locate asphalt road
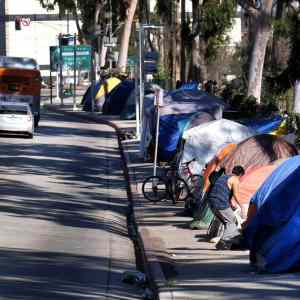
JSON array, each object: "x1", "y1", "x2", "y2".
[{"x1": 0, "y1": 110, "x2": 142, "y2": 299}]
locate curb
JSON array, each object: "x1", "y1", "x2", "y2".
[{"x1": 44, "y1": 105, "x2": 174, "y2": 300}]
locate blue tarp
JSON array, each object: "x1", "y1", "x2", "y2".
[
  {"x1": 243, "y1": 115, "x2": 283, "y2": 134},
  {"x1": 158, "y1": 113, "x2": 194, "y2": 161},
  {"x1": 179, "y1": 82, "x2": 200, "y2": 91},
  {"x1": 102, "y1": 80, "x2": 135, "y2": 115},
  {"x1": 244, "y1": 156, "x2": 300, "y2": 273},
  {"x1": 157, "y1": 111, "x2": 215, "y2": 161}
]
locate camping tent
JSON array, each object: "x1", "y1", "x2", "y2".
[
  {"x1": 202, "y1": 143, "x2": 237, "y2": 193},
  {"x1": 244, "y1": 156, "x2": 300, "y2": 273},
  {"x1": 180, "y1": 119, "x2": 256, "y2": 174},
  {"x1": 243, "y1": 115, "x2": 283, "y2": 135},
  {"x1": 220, "y1": 134, "x2": 298, "y2": 174},
  {"x1": 140, "y1": 89, "x2": 225, "y2": 160},
  {"x1": 235, "y1": 159, "x2": 286, "y2": 218},
  {"x1": 82, "y1": 77, "x2": 121, "y2": 112},
  {"x1": 102, "y1": 80, "x2": 135, "y2": 115},
  {"x1": 157, "y1": 111, "x2": 215, "y2": 161}
]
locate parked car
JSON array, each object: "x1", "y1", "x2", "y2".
[{"x1": 0, "y1": 102, "x2": 34, "y2": 138}]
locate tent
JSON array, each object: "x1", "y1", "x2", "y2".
[
  {"x1": 202, "y1": 143, "x2": 237, "y2": 193},
  {"x1": 243, "y1": 115, "x2": 283, "y2": 135},
  {"x1": 235, "y1": 159, "x2": 286, "y2": 218},
  {"x1": 244, "y1": 156, "x2": 300, "y2": 273},
  {"x1": 157, "y1": 111, "x2": 215, "y2": 161},
  {"x1": 220, "y1": 134, "x2": 298, "y2": 174},
  {"x1": 140, "y1": 89, "x2": 225, "y2": 160},
  {"x1": 82, "y1": 77, "x2": 121, "y2": 112},
  {"x1": 180, "y1": 119, "x2": 256, "y2": 174},
  {"x1": 102, "y1": 80, "x2": 135, "y2": 115}
]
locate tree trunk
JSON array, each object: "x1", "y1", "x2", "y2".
[
  {"x1": 171, "y1": 0, "x2": 181, "y2": 88},
  {"x1": 180, "y1": 0, "x2": 186, "y2": 82},
  {"x1": 293, "y1": 80, "x2": 300, "y2": 113},
  {"x1": 117, "y1": 0, "x2": 138, "y2": 72},
  {"x1": 247, "y1": 0, "x2": 273, "y2": 103}
]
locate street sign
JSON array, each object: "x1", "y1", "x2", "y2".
[{"x1": 50, "y1": 45, "x2": 92, "y2": 71}]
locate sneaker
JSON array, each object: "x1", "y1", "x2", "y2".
[{"x1": 216, "y1": 239, "x2": 232, "y2": 250}]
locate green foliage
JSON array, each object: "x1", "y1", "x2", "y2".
[
  {"x1": 273, "y1": 18, "x2": 292, "y2": 39},
  {"x1": 153, "y1": 64, "x2": 171, "y2": 87},
  {"x1": 200, "y1": 0, "x2": 237, "y2": 61},
  {"x1": 285, "y1": 112, "x2": 300, "y2": 146}
]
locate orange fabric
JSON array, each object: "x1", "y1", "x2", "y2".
[
  {"x1": 238, "y1": 164, "x2": 280, "y2": 205},
  {"x1": 203, "y1": 143, "x2": 237, "y2": 193}
]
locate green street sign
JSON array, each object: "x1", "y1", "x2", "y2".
[{"x1": 50, "y1": 45, "x2": 92, "y2": 71}]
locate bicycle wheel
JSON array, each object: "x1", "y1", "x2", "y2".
[
  {"x1": 189, "y1": 175, "x2": 204, "y2": 197},
  {"x1": 170, "y1": 177, "x2": 190, "y2": 204},
  {"x1": 142, "y1": 176, "x2": 167, "y2": 202}
]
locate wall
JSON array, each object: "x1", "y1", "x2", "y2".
[{"x1": 4, "y1": 0, "x2": 77, "y2": 77}]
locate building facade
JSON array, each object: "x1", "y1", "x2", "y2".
[{"x1": 0, "y1": 0, "x2": 77, "y2": 76}]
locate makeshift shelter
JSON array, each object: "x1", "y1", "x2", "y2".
[
  {"x1": 180, "y1": 119, "x2": 256, "y2": 174},
  {"x1": 158, "y1": 111, "x2": 215, "y2": 161},
  {"x1": 140, "y1": 89, "x2": 225, "y2": 161},
  {"x1": 102, "y1": 80, "x2": 135, "y2": 115},
  {"x1": 220, "y1": 134, "x2": 298, "y2": 174},
  {"x1": 236, "y1": 159, "x2": 286, "y2": 218},
  {"x1": 202, "y1": 143, "x2": 237, "y2": 193},
  {"x1": 244, "y1": 156, "x2": 300, "y2": 273},
  {"x1": 243, "y1": 115, "x2": 283, "y2": 135},
  {"x1": 82, "y1": 77, "x2": 121, "y2": 112}
]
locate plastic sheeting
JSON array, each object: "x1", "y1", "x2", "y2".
[
  {"x1": 220, "y1": 134, "x2": 298, "y2": 174},
  {"x1": 243, "y1": 115, "x2": 283, "y2": 135},
  {"x1": 244, "y1": 156, "x2": 300, "y2": 273},
  {"x1": 180, "y1": 119, "x2": 256, "y2": 174},
  {"x1": 140, "y1": 89, "x2": 225, "y2": 160},
  {"x1": 158, "y1": 111, "x2": 215, "y2": 161}
]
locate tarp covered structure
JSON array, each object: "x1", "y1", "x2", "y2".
[
  {"x1": 220, "y1": 134, "x2": 298, "y2": 174},
  {"x1": 244, "y1": 156, "x2": 300, "y2": 273},
  {"x1": 82, "y1": 77, "x2": 121, "y2": 112},
  {"x1": 180, "y1": 119, "x2": 256, "y2": 174},
  {"x1": 102, "y1": 80, "x2": 135, "y2": 115},
  {"x1": 243, "y1": 115, "x2": 283, "y2": 135},
  {"x1": 140, "y1": 89, "x2": 225, "y2": 160},
  {"x1": 158, "y1": 112, "x2": 214, "y2": 161}
]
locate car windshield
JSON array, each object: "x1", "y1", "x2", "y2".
[
  {"x1": 0, "y1": 56, "x2": 39, "y2": 70},
  {"x1": 0, "y1": 106, "x2": 28, "y2": 114}
]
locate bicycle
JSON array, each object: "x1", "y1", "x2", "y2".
[
  {"x1": 142, "y1": 165, "x2": 189, "y2": 204},
  {"x1": 142, "y1": 160, "x2": 203, "y2": 205}
]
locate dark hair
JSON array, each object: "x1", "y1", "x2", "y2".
[{"x1": 232, "y1": 165, "x2": 245, "y2": 176}]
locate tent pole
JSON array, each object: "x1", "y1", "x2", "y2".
[{"x1": 153, "y1": 88, "x2": 163, "y2": 177}]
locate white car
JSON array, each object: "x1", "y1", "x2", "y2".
[{"x1": 0, "y1": 102, "x2": 34, "y2": 138}]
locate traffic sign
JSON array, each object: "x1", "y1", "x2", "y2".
[{"x1": 50, "y1": 45, "x2": 92, "y2": 71}]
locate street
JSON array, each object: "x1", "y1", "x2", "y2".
[{"x1": 0, "y1": 110, "x2": 142, "y2": 299}]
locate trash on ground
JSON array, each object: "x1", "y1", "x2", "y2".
[{"x1": 122, "y1": 270, "x2": 147, "y2": 285}]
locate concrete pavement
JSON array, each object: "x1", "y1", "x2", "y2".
[
  {"x1": 44, "y1": 96, "x2": 300, "y2": 300},
  {"x1": 0, "y1": 107, "x2": 143, "y2": 299}
]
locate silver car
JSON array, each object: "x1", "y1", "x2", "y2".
[{"x1": 0, "y1": 102, "x2": 34, "y2": 138}]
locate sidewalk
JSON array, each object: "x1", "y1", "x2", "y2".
[
  {"x1": 120, "y1": 128, "x2": 300, "y2": 300},
  {"x1": 44, "y1": 99, "x2": 300, "y2": 300}
]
